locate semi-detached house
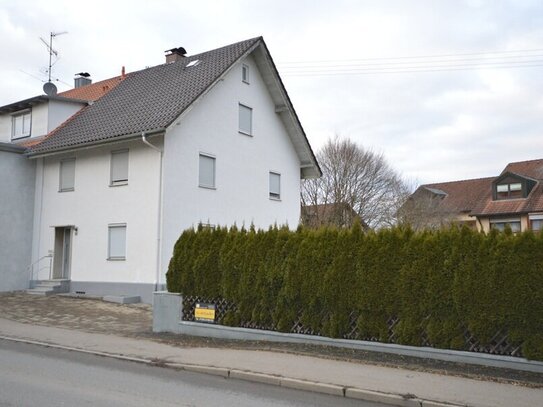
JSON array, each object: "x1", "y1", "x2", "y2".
[{"x1": 0, "y1": 37, "x2": 321, "y2": 302}]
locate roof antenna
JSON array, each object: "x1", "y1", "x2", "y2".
[{"x1": 40, "y1": 31, "x2": 68, "y2": 95}]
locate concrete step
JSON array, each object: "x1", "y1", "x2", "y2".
[
  {"x1": 26, "y1": 280, "x2": 70, "y2": 296},
  {"x1": 38, "y1": 280, "x2": 69, "y2": 288},
  {"x1": 26, "y1": 288, "x2": 56, "y2": 296}
]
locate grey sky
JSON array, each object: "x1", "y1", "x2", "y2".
[{"x1": 1, "y1": 0, "x2": 542, "y2": 185}]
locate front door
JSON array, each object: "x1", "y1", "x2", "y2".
[{"x1": 53, "y1": 227, "x2": 72, "y2": 279}]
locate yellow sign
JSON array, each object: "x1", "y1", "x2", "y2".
[{"x1": 195, "y1": 303, "x2": 216, "y2": 323}]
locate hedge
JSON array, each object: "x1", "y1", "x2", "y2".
[{"x1": 166, "y1": 223, "x2": 543, "y2": 360}]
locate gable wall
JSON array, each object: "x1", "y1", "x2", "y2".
[
  {"x1": 48, "y1": 99, "x2": 85, "y2": 133},
  {"x1": 161, "y1": 53, "x2": 302, "y2": 285}
]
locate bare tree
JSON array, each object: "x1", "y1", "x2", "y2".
[
  {"x1": 301, "y1": 136, "x2": 412, "y2": 229},
  {"x1": 396, "y1": 187, "x2": 457, "y2": 230}
]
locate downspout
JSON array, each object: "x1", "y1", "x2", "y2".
[{"x1": 141, "y1": 132, "x2": 164, "y2": 292}]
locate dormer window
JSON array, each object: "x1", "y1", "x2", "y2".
[
  {"x1": 496, "y1": 182, "x2": 522, "y2": 199},
  {"x1": 12, "y1": 110, "x2": 31, "y2": 139},
  {"x1": 493, "y1": 173, "x2": 534, "y2": 201}
]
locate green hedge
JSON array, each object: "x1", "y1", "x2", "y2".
[{"x1": 166, "y1": 224, "x2": 543, "y2": 360}]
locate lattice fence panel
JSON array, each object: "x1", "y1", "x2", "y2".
[{"x1": 181, "y1": 295, "x2": 524, "y2": 357}]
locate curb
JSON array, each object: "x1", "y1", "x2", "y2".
[{"x1": 0, "y1": 335, "x2": 466, "y2": 407}]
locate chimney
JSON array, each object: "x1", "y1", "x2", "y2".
[
  {"x1": 74, "y1": 72, "x2": 91, "y2": 88},
  {"x1": 165, "y1": 47, "x2": 187, "y2": 63}
]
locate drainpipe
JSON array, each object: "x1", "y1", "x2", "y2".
[{"x1": 141, "y1": 132, "x2": 164, "y2": 292}]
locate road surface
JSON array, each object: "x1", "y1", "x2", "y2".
[{"x1": 0, "y1": 339, "x2": 384, "y2": 406}]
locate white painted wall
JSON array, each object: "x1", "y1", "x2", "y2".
[
  {"x1": 31, "y1": 139, "x2": 162, "y2": 285},
  {"x1": 48, "y1": 100, "x2": 85, "y2": 133},
  {"x1": 0, "y1": 115, "x2": 10, "y2": 143},
  {"x1": 31, "y1": 103, "x2": 49, "y2": 138},
  {"x1": 161, "y1": 53, "x2": 302, "y2": 283}
]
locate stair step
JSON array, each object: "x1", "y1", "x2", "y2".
[
  {"x1": 26, "y1": 289, "x2": 55, "y2": 296},
  {"x1": 37, "y1": 281, "x2": 65, "y2": 287}
]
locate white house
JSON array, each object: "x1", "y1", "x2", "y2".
[{"x1": 0, "y1": 37, "x2": 321, "y2": 302}]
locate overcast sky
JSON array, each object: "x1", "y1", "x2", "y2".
[{"x1": 1, "y1": 0, "x2": 542, "y2": 185}]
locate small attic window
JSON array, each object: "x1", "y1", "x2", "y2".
[
  {"x1": 242, "y1": 64, "x2": 249, "y2": 83},
  {"x1": 186, "y1": 60, "x2": 200, "y2": 68}
]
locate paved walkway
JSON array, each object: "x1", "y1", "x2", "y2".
[
  {"x1": 0, "y1": 293, "x2": 542, "y2": 407},
  {"x1": 0, "y1": 292, "x2": 151, "y2": 335}
]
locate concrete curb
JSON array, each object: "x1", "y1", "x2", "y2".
[{"x1": 0, "y1": 335, "x2": 466, "y2": 407}]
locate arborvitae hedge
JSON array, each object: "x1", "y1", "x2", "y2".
[{"x1": 166, "y1": 224, "x2": 543, "y2": 360}]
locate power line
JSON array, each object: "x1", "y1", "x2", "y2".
[
  {"x1": 281, "y1": 62, "x2": 543, "y2": 77},
  {"x1": 278, "y1": 47, "x2": 543, "y2": 66},
  {"x1": 280, "y1": 58, "x2": 543, "y2": 74},
  {"x1": 279, "y1": 53, "x2": 543, "y2": 70}
]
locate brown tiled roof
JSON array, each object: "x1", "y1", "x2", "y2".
[
  {"x1": 420, "y1": 177, "x2": 495, "y2": 213},
  {"x1": 501, "y1": 158, "x2": 543, "y2": 180},
  {"x1": 58, "y1": 75, "x2": 125, "y2": 102},
  {"x1": 470, "y1": 159, "x2": 543, "y2": 216}
]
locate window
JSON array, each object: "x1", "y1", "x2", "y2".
[
  {"x1": 108, "y1": 224, "x2": 126, "y2": 260},
  {"x1": 199, "y1": 154, "x2": 216, "y2": 188},
  {"x1": 531, "y1": 219, "x2": 543, "y2": 232},
  {"x1": 110, "y1": 150, "x2": 129, "y2": 186},
  {"x1": 529, "y1": 214, "x2": 543, "y2": 232},
  {"x1": 496, "y1": 182, "x2": 523, "y2": 199},
  {"x1": 186, "y1": 59, "x2": 200, "y2": 67},
  {"x1": 59, "y1": 158, "x2": 76, "y2": 192},
  {"x1": 239, "y1": 104, "x2": 252, "y2": 135},
  {"x1": 490, "y1": 219, "x2": 521, "y2": 233},
  {"x1": 12, "y1": 111, "x2": 31, "y2": 139},
  {"x1": 269, "y1": 172, "x2": 281, "y2": 200},
  {"x1": 242, "y1": 64, "x2": 249, "y2": 83}
]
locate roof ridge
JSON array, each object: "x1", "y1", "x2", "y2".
[
  {"x1": 422, "y1": 176, "x2": 495, "y2": 187},
  {"x1": 187, "y1": 37, "x2": 262, "y2": 60},
  {"x1": 505, "y1": 157, "x2": 543, "y2": 166}
]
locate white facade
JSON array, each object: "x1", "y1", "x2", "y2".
[
  {"x1": 31, "y1": 141, "x2": 162, "y2": 295},
  {"x1": 161, "y1": 55, "x2": 302, "y2": 285},
  {"x1": 26, "y1": 53, "x2": 307, "y2": 301}
]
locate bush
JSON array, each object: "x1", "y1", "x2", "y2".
[{"x1": 167, "y1": 223, "x2": 543, "y2": 360}]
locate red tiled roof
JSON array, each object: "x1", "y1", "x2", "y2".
[
  {"x1": 501, "y1": 158, "x2": 543, "y2": 180},
  {"x1": 470, "y1": 159, "x2": 543, "y2": 216},
  {"x1": 420, "y1": 177, "x2": 495, "y2": 213},
  {"x1": 415, "y1": 159, "x2": 543, "y2": 218},
  {"x1": 59, "y1": 75, "x2": 126, "y2": 102}
]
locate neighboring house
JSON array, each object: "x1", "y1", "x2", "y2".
[
  {"x1": 471, "y1": 159, "x2": 543, "y2": 233},
  {"x1": 399, "y1": 177, "x2": 493, "y2": 230},
  {"x1": 0, "y1": 37, "x2": 321, "y2": 302},
  {"x1": 0, "y1": 142, "x2": 35, "y2": 292},
  {"x1": 301, "y1": 203, "x2": 368, "y2": 229},
  {"x1": 0, "y1": 72, "x2": 122, "y2": 292},
  {"x1": 401, "y1": 159, "x2": 543, "y2": 233}
]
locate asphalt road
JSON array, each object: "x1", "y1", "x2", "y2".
[{"x1": 0, "y1": 340, "x2": 384, "y2": 406}]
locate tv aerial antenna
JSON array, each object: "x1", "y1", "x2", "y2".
[{"x1": 39, "y1": 31, "x2": 68, "y2": 95}]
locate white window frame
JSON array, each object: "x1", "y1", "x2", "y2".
[
  {"x1": 110, "y1": 149, "x2": 129, "y2": 186},
  {"x1": 269, "y1": 171, "x2": 281, "y2": 200},
  {"x1": 108, "y1": 223, "x2": 127, "y2": 260},
  {"x1": 198, "y1": 153, "x2": 216, "y2": 189},
  {"x1": 238, "y1": 103, "x2": 253, "y2": 136},
  {"x1": 11, "y1": 110, "x2": 31, "y2": 140},
  {"x1": 242, "y1": 63, "x2": 250, "y2": 84},
  {"x1": 59, "y1": 158, "x2": 76, "y2": 192}
]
